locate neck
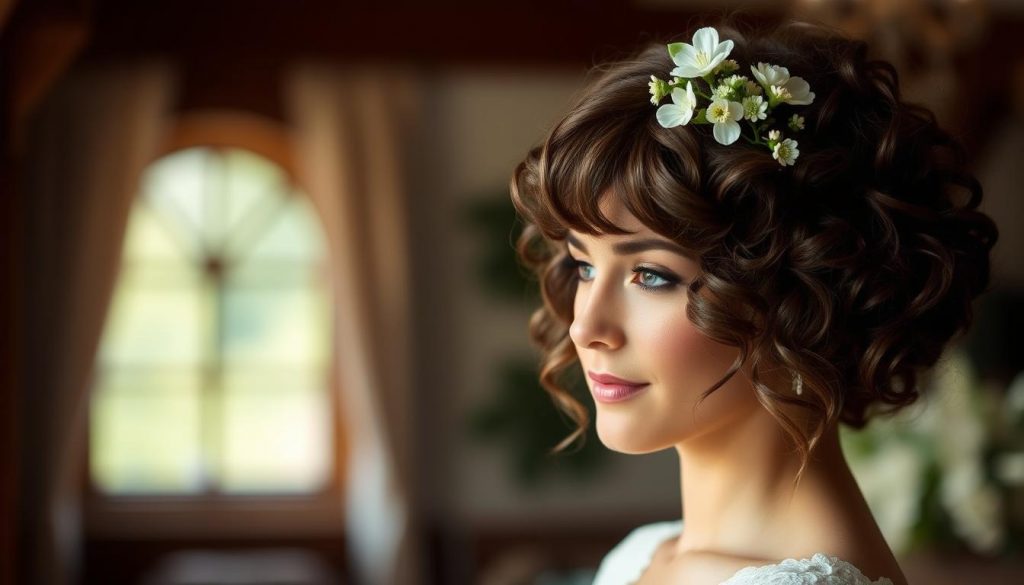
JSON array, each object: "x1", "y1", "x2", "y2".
[{"x1": 672, "y1": 407, "x2": 858, "y2": 559}]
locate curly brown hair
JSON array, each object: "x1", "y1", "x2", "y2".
[{"x1": 508, "y1": 17, "x2": 999, "y2": 484}]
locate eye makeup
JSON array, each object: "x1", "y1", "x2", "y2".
[{"x1": 568, "y1": 256, "x2": 683, "y2": 292}]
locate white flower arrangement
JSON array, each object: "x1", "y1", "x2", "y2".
[
  {"x1": 840, "y1": 345, "x2": 1024, "y2": 557},
  {"x1": 650, "y1": 26, "x2": 815, "y2": 166}
]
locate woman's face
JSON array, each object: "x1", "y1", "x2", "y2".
[{"x1": 567, "y1": 195, "x2": 766, "y2": 454}]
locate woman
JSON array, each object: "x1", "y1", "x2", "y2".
[{"x1": 509, "y1": 16, "x2": 998, "y2": 585}]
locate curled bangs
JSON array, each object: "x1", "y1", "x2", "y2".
[{"x1": 536, "y1": 113, "x2": 710, "y2": 259}]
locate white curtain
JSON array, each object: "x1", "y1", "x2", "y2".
[
  {"x1": 284, "y1": 65, "x2": 421, "y2": 585},
  {"x1": 19, "y1": 61, "x2": 178, "y2": 585}
]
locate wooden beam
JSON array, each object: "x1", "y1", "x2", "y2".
[{"x1": 82, "y1": 1, "x2": 777, "y2": 66}]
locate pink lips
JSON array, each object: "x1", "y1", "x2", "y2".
[{"x1": 587, "y1": 371, "x2": 650, "y2": 403}]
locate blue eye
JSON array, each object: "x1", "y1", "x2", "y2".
[
  {"x1": 633, "y1": 267, "x2": 678, "y2": 291},
  {"x1": 572, "y1": 260, "x2": 596, "y2": 281}
]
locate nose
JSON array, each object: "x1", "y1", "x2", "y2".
[{"x1": 568, "y1": 279, "x2": 626, "y2": 351}]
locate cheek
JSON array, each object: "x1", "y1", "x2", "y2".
[
  {"x1": 642, "y1": 305, "x2": 743, "y2": 397},
  {"x1": 636, "y1": 303, "x2": 713, "y2": 371},
  {"x1": 649, "y1": 313, "x2": 706, "y2": 360}
]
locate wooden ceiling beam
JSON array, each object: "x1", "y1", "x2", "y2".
[{"x1": 82, "y1": 1, "x2": 778, "y2": 67}]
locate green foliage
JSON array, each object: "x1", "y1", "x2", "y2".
[{"x1": 460, "y1": 195, "x2": 540, "y2": 305}]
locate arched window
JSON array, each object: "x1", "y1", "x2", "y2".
[{"x1": 90, "y1": 146, "x2": 334, "y2": 496}]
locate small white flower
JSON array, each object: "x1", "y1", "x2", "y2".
[
  {"x1": 782, "y1": 76, "x2": 815, "y2": 105},
  {"x1": 773, "y1": 138, "x2": 799, "y2": 166},
  {"x1": 751, "y1": 62, "x2": 815, "y2": 105},
  {"x1": 714, "y1": 84, "x2": 733, "y2": 98},
  {"x1": 667, "y1": 26, "x2": 734, "y2": 78},
  {"x1": 723, "y1": 74, "x2": 748, "y2": 87},
  {"x1": 769, "y1": 84, "x2": 792, "y2": 102},
  {"x1": 751, "y1": 62, "x2": 791, "y2": 88},
  {"x1": 656, "y1": 81, "x2": 697, "y2": 128},
  {"x1": 789, "y1": 113, "x2": 805, "y2": 131},
  {"x1": 741, "y1": 95, "x2": 767, "y2": 122},
  {"x1": 705, "y1": 97, "x2": 743, "y2": 145},
  {"x1": 649, "y1": 75, "x2": 670, "y2": 105},
  {"x1": 768, "y1": 129, "x2": 781, "y2": 141},
  {"x1": 716, "y1": 59, "x2": 739, "y2": 74},
  {"x1": 745, "y1": 80, "x2": 762, "y2": 96}
]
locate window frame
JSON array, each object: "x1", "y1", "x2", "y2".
[{"x1": 82, "y1": 111, "x2": 348, "y2": 538}]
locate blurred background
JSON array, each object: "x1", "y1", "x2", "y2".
[{"x1": 2, "y1": 0, "x2": 1024, "y2": 584}]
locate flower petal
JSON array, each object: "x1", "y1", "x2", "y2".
[
  {"x1": 684, "y1": 81, "x2": 697, "y2": 108},
  {"x1": 783, "y1": 76, "x2": 815, "y2": 105},
  {"x1": 750, "y1": 63, "x2": 767, "y2": 87},
  {"x1": 667, "y1": 42, "x2": 686, "y2": 62},
  {"x1": 771, "y1": 65, "x2": 791, "y2": 85},
  {"x1": 713, "y1": 120, "x2": 741, "y2": 145},
  {"x1": 692, "y1": 27, "x2": 720, "y2": 54},
  {"x1": 671, "y1": 63, "x2": 705, "y2": 79},
  {"x1": 704, "y1": 46, "x2": 732, "y2": 74},
  {"x1": 669, "y1": 43, "x2": 699, "y2": 68},
  {"x1": 751, "y1": 62, "x2": 790, "y2": 88},
  {"x1": 657, "y1": 103, "x2": 693, "y2": 128},
  {"x1": 727, "y1": 100, "x2": 744, "y2": 121},
  {"x1": 711, "y1": 39, "x2": 733, "y2": 60}
]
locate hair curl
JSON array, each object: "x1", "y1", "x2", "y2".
[{"x1": 508, "y1": 17, "x2": 999, "y2": 484}]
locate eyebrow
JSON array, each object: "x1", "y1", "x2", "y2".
[{"x1": 566, "y1": 233, "x2": 691, "y2": 258}]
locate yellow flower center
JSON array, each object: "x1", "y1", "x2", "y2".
[
  {"x1": 695, "y1": 51, "x2": 710, "y2": 67},
  {"x1": 709, "y1": 103, "x2": 729, "y2": 123}
]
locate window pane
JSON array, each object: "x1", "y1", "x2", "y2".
[
  {"x1": 230, "y1": 259, "x2": 325, "y2": 288},
  {"x1": 98, "y1": 277, "x2": 206, "y2": 367},
  {"x1": 220, "y1": 370, "x2": 331, "y2": 494},
  {"x1": 223, "y1": 286, "x2": 330, "y2": 368},
  {"x1": 141, "y1": 148, "x2": 209, "y2": 258},
  {"x1": 122, "y1": 201, "x2": 193, "y2": 266},
  {"x1": 90, "y1": 368, "x2": 204, "y2": 494},
  {"x1": 119, "y1": 202, "x2": 201, "y2": 287},
  {"x1": 230, "y1": 195, "x2": 328, "y2": 288},
  {"x1": 245, "y1": 194, "x2": 326, "y2": 261},
  {"x1": 223, "y1": 149, "x2": 287, "y2": 234}
]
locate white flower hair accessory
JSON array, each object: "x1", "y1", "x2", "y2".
[{"x1": 650, "y1": 26, "x2": 816, "y2": 166}]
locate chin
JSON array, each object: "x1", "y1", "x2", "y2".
[{"x1": 594, "y1": 411, "x2": 672, "y2": 455}]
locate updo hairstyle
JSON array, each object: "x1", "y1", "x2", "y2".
[{"x1": 509, "y1": 17, "x2": 999, "y2": 482}]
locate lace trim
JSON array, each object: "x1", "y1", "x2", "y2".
[{"x1": 723, "y1": 552, "x2": 896, "y2": 584}]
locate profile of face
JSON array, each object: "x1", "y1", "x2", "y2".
[{"x1": 568, "y1": 194, "x2": 769, "y2": 454}]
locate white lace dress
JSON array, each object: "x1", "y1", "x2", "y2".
[{"x1": 592, "y1": 520, "x2": 896, "y2": 585}]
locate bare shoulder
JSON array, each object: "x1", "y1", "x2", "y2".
[
  {"x1": 788, "y1": 498, "x2": 910, "y2": 584},
  {"x1": 807, "y1": 515, "x2": 909, "y2": 585}
]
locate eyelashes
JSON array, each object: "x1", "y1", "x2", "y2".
[
  {"x1": 633, "y1": 266, "x2": 676, "y2": 291},
  {"x1": 567, "y1": 257, "x2": 682, "y2": 292}
]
